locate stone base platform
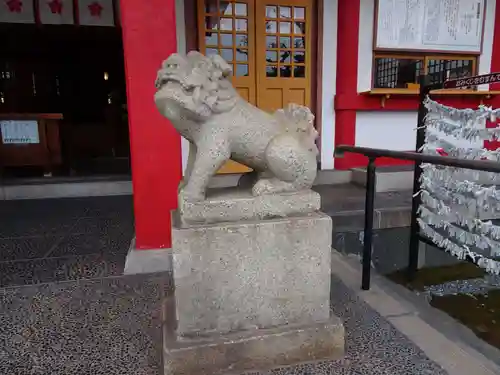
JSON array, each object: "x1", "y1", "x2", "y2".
[
  {"x1": 178, "y1": 188, "x2": 320, "y2": 227},
  {"x1": 163, "y1": 316, "x2": 345, "y2": 375},
  {"x1": 172, "y1": 212, "x2": 334, "y2": 334},
  {"x1": 170, "y1": 201, "x2": 344, "y2": 374}
]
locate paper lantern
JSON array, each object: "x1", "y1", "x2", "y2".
[
  {"x1": 78, "y1": 0, "x2": 114, "y2": 27},
  {"x1": 0, "y1": 0, "x2": 35, "y2": 23},
  {"x1": 39, "y1": 0, "x2": 74, "y2": 25}
]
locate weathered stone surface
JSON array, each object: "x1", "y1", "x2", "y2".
[
  {"x1": 178, "y1": 188, "x2": 321, "y2": 226},
  {"x1": 172, "y1": 212, "x2": 333, "y2": 336},
  {"x1": 157, "y1": 53, "x2": 345, "y2": 373},
  {"x1": 163, "y1": 314, "x2": 345, "y2": 375},
  {"x1": 154, "y1": 51, "x2": 318, "y2": 202}
]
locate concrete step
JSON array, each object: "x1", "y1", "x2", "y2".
[
  {"x1": 209, "y1": 169, "x2": 352, "y2": 189},
  {"x1": 351, "y1": 165, "x2": 414, "y2": 192},
  {"x1": 0, "y1": 170, "x2": 351, "y2": 200},
  {"x1": 0, "y1": 177, "x2": 132, "y2": 200}
]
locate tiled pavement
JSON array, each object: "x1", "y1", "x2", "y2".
[
  {"x1": 0, "y1": 196, "x2": 134, "y2": 288},
  {"x1": 1, "y1": 275, "x2": 448, "y2": 375},
  {"x1": 0, "y1": 190, "x2": 452, "y2": 374}
]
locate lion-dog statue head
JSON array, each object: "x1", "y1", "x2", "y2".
[{"x1": 155, "y1": 51, "x2": 239, "y2": 122}]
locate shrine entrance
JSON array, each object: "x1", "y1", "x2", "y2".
[
  {"x1": 0, "y1": 0, "x2": 130, "y2": 182},
  {"x1": 195, "y1": 0, "x2": 316, "y2": 173}
]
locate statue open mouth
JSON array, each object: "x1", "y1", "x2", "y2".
[
  {"x1": 155, "y1": 81, "x2": 180, "y2": 105},
  {"x1": 155, "y1": 79, "x2": 206, "y2": 121},
  {"x1": 156, "y1": 75, "x2": 194, "y2": 93}
]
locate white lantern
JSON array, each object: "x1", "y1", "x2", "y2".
[
  {"x1": 39, "y1": 0, "x2": 74, "y2": 25},
  {"x1": 0, "y1": 0, "x2": 35, "y2": 23},
  {"x1": 78, "y1": 0, "x2": 114, "y2": 27}
]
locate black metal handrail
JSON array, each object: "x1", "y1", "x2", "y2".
[
  {"x1": 334, "y1": 145, "x2": 500, "y2": 291},
  {"x1": 335, "y1": 146, "x2": 500, "y2": 173},
  {"x1": 333, "y1": 72, "x2": 500, "y2": 291}
]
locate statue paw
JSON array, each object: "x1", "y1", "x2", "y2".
[
  {"x1": 252, "y1": 178, "x2": 299, "y2": 196},
  {"x1": 179, "y1": 187, "x2": 205, "y2": 202},
  {"x1": 252, "y1": 179, "x2": 277, "y2": 196}
]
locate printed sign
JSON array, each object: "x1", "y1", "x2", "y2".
[
  {"x1": 444, "y1": 72, "x2": 500, "y2": 88},
  {"x1": 376, "y1": 0, "x2": 485, "y2": 53},
  {"x1": 0, "y1": 120, "x2": 40, "y2": 144}
]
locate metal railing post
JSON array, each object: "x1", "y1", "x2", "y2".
[{"x1": 361, "y1": 157, "x2": 377, "y2": 290}]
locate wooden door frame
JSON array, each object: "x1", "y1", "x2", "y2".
[
  {"x1": 184, "y1": 0, "x2": 199, "y2": 52},
  {"x1": 182, "y1": 0, "x2": 321, "y2": 137}
]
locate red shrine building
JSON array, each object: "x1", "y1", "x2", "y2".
[{"x1": 1, "y1": 0, "x2": 500, "y2": 257}]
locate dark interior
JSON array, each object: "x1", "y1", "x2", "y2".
[{"x1": 0, "y1": 23, "x2": 130, "y2": 178}]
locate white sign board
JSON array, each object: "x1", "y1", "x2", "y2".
[
  {"x1": 375, "y1": 0, "x2": 485, "y2": 53},
  {"x1": 0, "y1": 120, "x2": 40, "y2": 144}
]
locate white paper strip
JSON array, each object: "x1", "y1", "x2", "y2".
[
  {"x1": 419, "y1": 220, "x2": 500, "y2": 275},
  {"x1": 418, "y1": 98, "x2": 500, "y2": 274},
  {"x1": 420, "y1": 190, "x2": 500, "y2": 244}
]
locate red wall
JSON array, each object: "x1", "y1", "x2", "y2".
[
  {"x1": 120, "y1": 0, "x2": 181, "y2": 249},
  {"x1": 334, "y1": 0, "x2": 500, "y2": 169},
  {"x1": 120, "y1": 0, "x2": 500, "y2": 250}
]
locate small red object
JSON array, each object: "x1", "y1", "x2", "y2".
[
  {"x1": 88, "y1": 1, "x2": 103, "y2": 17},
  {"x1": 48, "y1": 0, "x2": 63, "y2": 14},
  {"x1": 6, "y1": 0, "x2": 23, "y2": 13},
  {"x1": 436, "y1": 148, "x2": 449, "y2": 156}
]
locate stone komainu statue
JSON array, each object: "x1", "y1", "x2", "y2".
[{"x1": 154, "y1": 51, "x2": 318, "y2": 202}]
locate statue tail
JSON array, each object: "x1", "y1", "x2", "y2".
[{"x1": 273, "y1": 103, "x2": 319, "y2": 153}]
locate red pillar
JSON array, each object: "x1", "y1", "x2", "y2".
[
  {"x1": 120, "y1": 0, "x2": 182, "y2": 249},
  {"x1": 334, "y1": 0, "x2": 360, "y2": 170}
]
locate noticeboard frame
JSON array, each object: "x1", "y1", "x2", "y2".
[{"x1": 373, "y1": 0, "x2": 486, "y2": 55}]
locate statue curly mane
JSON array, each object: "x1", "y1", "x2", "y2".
[{"x1": 155, "y1": 51, "x2": 239, "y2": 119}]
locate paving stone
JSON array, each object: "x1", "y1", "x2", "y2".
[
  {"x1": 0, "y1": 273, "x2": 165, "y2": 375},
  {"x1": 0, "y1": 190, "x2": 454, "y2": 374},
  {"x1": 70, "y1": 216, "x2": 134, "y2": 236},
  {"x1": 0, "y1": 253, "x2": 125, "y2": 288},
  {"x1": 0, "y1": 236, "x2": 60, "y2": 262},
  {"x1": 0, "y1": 273, "x2": 448, "y2": 375},
  {"x1": 47, "y1": 232, "x2": 132, "y2": 258},
  {"x1": 0, "y1": 196, "x2": 133, "y2": 287}
]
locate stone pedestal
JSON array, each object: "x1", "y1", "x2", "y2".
[
  {"x1": 178, "y1": 188, "x2": 321, "y2": 227},
  {"x1": 165, "y1": 191, "x2": 345, "y2": 375}
]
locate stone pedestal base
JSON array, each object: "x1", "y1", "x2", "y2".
[
  {"x1": 178, "y1": 189, "x2": 321, "y2": 227},
  {"x1": 163, "y1": 316, "x2": 344, "y2": 375},
  {"x1": 168, "y1": 203, "x2": 344, "y2": 374}
]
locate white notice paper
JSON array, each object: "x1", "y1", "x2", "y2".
[
  {"x1": 376, "y1": 0, "x2": 484, "y2": 53},
  {"x1": 0, "y1": 120, "x2": 40, "y2": 144}
]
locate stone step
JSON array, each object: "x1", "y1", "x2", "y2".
[
  {"x1": 0, "y1": 170, "x2": 351, "y2": 200},
  {"x1": 209, "y1": 169, "x2": 352, "y2": 189},
  {"x1": 0, "y1": 178, "x2": 132, "y2": 200},
  {"x1": 351, "y1": 165, "x2": 415, "y2": 192}
]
